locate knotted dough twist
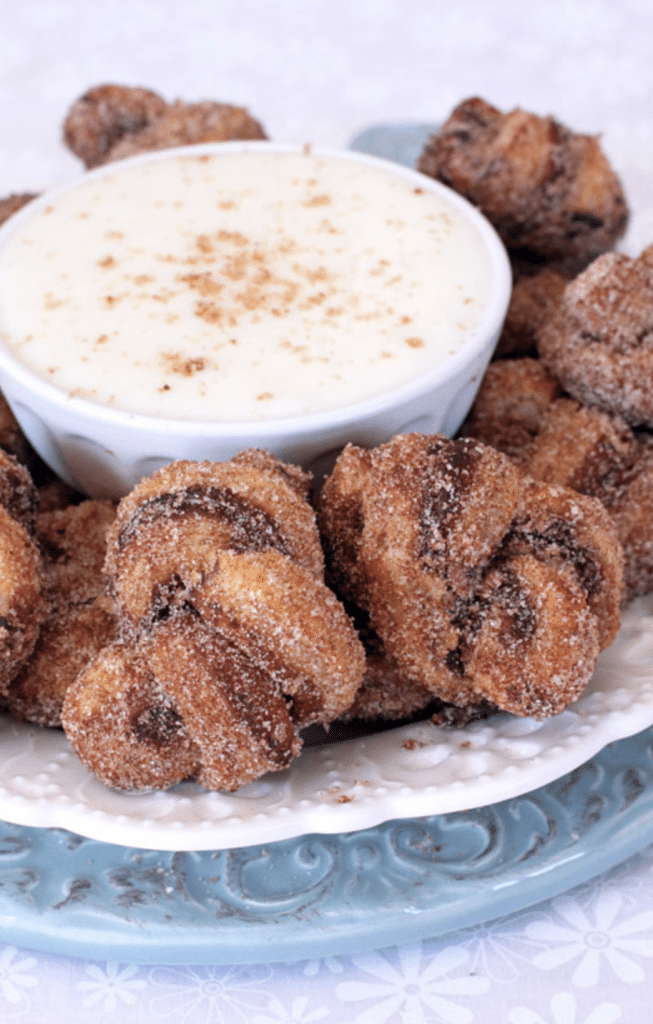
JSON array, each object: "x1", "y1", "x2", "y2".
[
  {"x1": 319, "y1": 433, "x2": 623, "y2": 720},
  {"x1": 461, "y1": 357, "x2": 653, "y2": 602},
  {"x1": 0, "y1": 450, "x2": 43, "y2": 696},
  {"x1": 537, "y1": 248, "x2": 653, "y2": 428},
  {"x1": 62, "y1": 452, "x2": 364, "y2": 791}
]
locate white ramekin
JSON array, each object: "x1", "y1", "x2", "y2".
[{"x1": 0, "y1": 142, "x2": 511, "y2": 498}]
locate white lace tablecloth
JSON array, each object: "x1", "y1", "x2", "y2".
[{"x1": 2, "y1": 1, "x2": 653, "y2": 1021}]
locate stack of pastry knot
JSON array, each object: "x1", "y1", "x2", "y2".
[{"x1": 0, "y1": 87, "x2": 648, "y2": 794}]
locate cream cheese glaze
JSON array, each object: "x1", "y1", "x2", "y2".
[{"x1": 0, "y1": 147, "x2": 492, "y2": 422}]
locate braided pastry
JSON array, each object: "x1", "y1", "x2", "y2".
[
  {"x1": 104, "y1": 450, "x2": 323, "y2": 632},
  {"x1": 5, "y1": 500, "x2": 118, "y2": 727},
  {"x1": 0, "y1": 451, "x2": 43, "y2": 696},
  {"x1": 461, "y1": 358, "x2": 653, "y2": 601},
  {"x1": 418, "y1": 96, "x2": 628, "y2": 269},
  {"x1": 0, "y1": 193, "x2": 37, "y2": 229},
  {"x1": 537, "y1": 248, "x2": 653, "y2": 427},
  {"x1": 62, "y1": 452, "x2": 364, "y2": 792},
  {"x1": 494, "y1": 268, "x2": 569, "y2": 358},
  {"x1": 63, "y1": 84, "x2": 266, "y2": 169},
  {"x1": 319, "y1": 433, "x2": 623, "y2": 720}
]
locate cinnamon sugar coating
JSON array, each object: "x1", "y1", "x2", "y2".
[
  {"x1": 104, "y1": 454, "x2": 324, "y2": 632},
  {"x1": 62, "y1": 452, "x2": 364, "y2": 792},
  {"x1": 62, "y1": 640, "x2": 201, "y2": 791},
  {"x1": 63, "y1": 84, "x2": 266, "y2": 168},
  {"x1": 62, "y1": 84, "x2": 169, "y2": 167},
  {"x1": 461, "y1": 358, "x2": 653, "y2": 601},
  {"x1": 461, "y1": 358, "x2": 563, "y2": 462},
  {"x1": 0, "y1": 448, "x2": 38, "y2": 534},
  {"x1": 319, "y1": 433, "x2": 623, "y2": 719},
  {"x1": 537, "y1": 249, "x2": 653, "y2": 427},
  {"x1": 0, "y1": 391, "x2": 33, "y2": 467},
  {"x1": 0, "y1": 193, "x2": 37, "y2": 228},
  {"x1": 418, "y1": 97, "x2": 628, "y2": 268},
  {"x1": 335, "y1": 607, "x2": 495, "y2": 724},
  {"x1": 104, "y1": 100, "x2": 267, "y2": 162},
  {"x1": 0, "y1": 457, "x2": 43, "y2": 696},
  {"x1": 5, "y1": 500, "x2": 118, "y2": 727},
  {"x1": 193, "y1": 548, "x2": 365, "y2": 725},
  {"x1": 0, "y1": 506, "x2": 43, "y2": 696},
  {"x1": 495, "y1": 267, "x2": 569, "y2": 357}
]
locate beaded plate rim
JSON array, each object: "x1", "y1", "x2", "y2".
[{"x1": 0, "y1": 594, "x2": 652, "y2": 851}]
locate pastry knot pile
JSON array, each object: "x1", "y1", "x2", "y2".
[{"x1": 61, "y1": 452, "x2": 365, "y2": 791}]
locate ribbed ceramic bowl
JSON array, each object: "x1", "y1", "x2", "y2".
[{"x1": 0, "y1": 141, "x2": 511, "y2": 498}]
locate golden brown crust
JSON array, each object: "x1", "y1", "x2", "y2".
[
  {"x1": 194, "y1": 549, "x2": 366, "y2": 725},
  {"x1": 63, "y1": 85, "x2": 267, "y2": 168},
  {"x1": 63, "y1": 453, "x2": 364, "y2": 792},
  {"x1": 537, "y1": 250, "x2": 653, "y2": 427},
  {"x1": 334, "y1": 603, "x2": 499, "y2": 724},
  {"x1": 518, "y1": 407, "x2": 653, "y2": 604},
  {"x1": 335, "y1": 606, "x2": 437, "y2": 721},
  {"x1": 495, "y1": 268, "x2": 569, "y2": 357},
  {"x1": 5, "y1": 500, "x2": 118, "y2": 726},
  {"x1": 138, "y1": 614, "x2": 302, "y2": 790},
  {"x1": 104, "y1": 455, "x2": 324, "y2": 632},
  {"x1": 0, "y1": 505, "x2": 43, "y2": 696},
  {"x1": 0, "y1": 193, "x2": 38, "y2": 229},
  {"x1": 62, "y1": 84, "x2": 168, "y2": 168},
  {"x1": 461, "y1": 358, "x2": 653, "y2": 602},
  {"x1": 319, "y1": 433, "x2": 623, "y2": 719},
  {"x1": 61, "y1": 641, "x2": 201, "y2": 791},
  {"x1": 460, "y1": 358, "x2": 563, "y2": 463},
  {"x1": 418, "y1": 97, "x2": 628, "y2": 267},
  {"x1": 0, "y1": 448, "x2": 38, "y2": 534},
  {"x1": 610, "y1": 433, "x2": 653, "y2": 601},
  {"x1": 104, "y1": 100, "x2": 267, "y2": 163},
  {"x1": 0, "y1": 449, "x2": 43, "y2": 695}
]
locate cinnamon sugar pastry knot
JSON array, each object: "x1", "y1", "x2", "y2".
[
  {"x1": 494, "y1": 268, "x2": 569, "y2": 358},
  {"x1": 62, "y1": 452, "x2": 364, "y2": 791},
  {"x1": 0, "y1": 193, "x2": 38, "y2": 229},
  {"x1": 5, "y1": 500, "x2": 118, "y2": 727},
  {"x1": 319, "y1": 433, "x2": 623, "y2": 719},
  {"x1": 461, "y1": 358, "x2": 653, "y2": 601},
  {"x1": 0, "y1": 452, "x2": 43, "y2": 696},
  {"x1": 62, "y1": 589, "x2": 358, "y2": 786},
  {"x1": 63, "y1": 84, "x2": 266, "y2": 168},
  {"x1": 418, "y1": 97, "x2": 628, "y2": 270},
  {"x1": 62, "y1": 84, "x2": 168, "y2": 168},
  {"x1": 537, "y1": 248, "x2": 653, "y2": 427},
  {"x1": 104, "y1": 450, "x2": 323, "y2": 633},
  {"x1": 0, "y1": 391, "x2": 34, "y2": 468},
  {"x1": 335, "y1": 606, "x2": 495, "y2": 726},
  {"x1": 103, "y1": 100, "x2": 267, "y2": 163},
  {"x1": 460, "y1": 358, "x2": 564, "y2": 463}
]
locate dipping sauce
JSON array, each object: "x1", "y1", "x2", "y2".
[{"x1": 0, "y1": 147, "x2": 493, "y2": 422}]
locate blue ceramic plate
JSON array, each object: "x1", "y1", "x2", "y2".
[{"x1": 1, "y1": 723, "x2": 652, "y2": 965}]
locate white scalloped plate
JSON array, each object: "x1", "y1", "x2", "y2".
[{"x1": 0, "y1": 593, "x2": 652, "y2": 851}]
